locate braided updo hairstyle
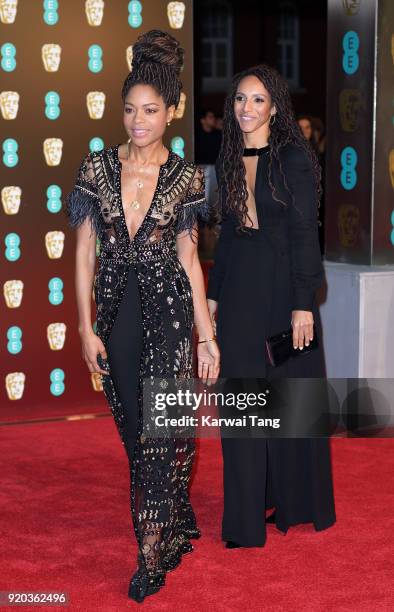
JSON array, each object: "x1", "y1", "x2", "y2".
[{"x1": 121, "y1": 29, "x2": 184, "y2": 109}]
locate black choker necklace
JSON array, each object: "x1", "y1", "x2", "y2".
[{"x1": 243, "y1": 145, "x2": 269, "y2": 156}]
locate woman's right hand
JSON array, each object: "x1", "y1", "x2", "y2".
[
  {"x1": 80, "y1": 329, "x2": 109, "y2": 376},
  {"x1": 207, "y1": 299, "x2": 218, "y2": 335}
]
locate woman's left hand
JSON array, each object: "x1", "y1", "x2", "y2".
[
  {"x1": 291, "y1": 310, "x2": 314, "y2": 350},
  {"x1": 197, "y1": 340, "x2": 220, "y2": 385}
]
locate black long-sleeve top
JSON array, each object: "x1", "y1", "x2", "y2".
[{"x1": 206, "y1": 143, "x2": 324, "y2": 312}]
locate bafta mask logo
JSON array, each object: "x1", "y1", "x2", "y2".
[
  {"x1": 42, "y1": 44, "x2": 62, "y2": 72},
  {"x1": 167, "y1": 1, "x2": 185, "y2": 29},
  {"x1": 339, "y1": 89, "x2": 363, "y2": 132},
  {"x1": 338, "y1": 204, "x2": 360, "y2": 247},
  {"x1": 342, "y1": 0, "x2": 360, "y2": 16},
  {"x1": 174, "y1": 92, "x2": 186, "y2": 119},
  {"x1": 47, "y1": 323, "x2": 66, "y2": 351},
  {"x1": 2, "y1": 186, "x2": 21, "y2": 214},
  {"x1": 91, "y1": 372, "x2": 103, "y2": 391},
  {"x1": 43, "y1": 138, "x2": 63, "y2": 166},
  {"x1": 86, "y1": 91, "x2": 106, "y2": 119},
  {"x1": 5, "y1": 372, "x2": 25, "y2": 400},
  {"x1": 389, "y1": 149, "x2": 394, "y2": 190},
  {"x1": 3, "y1": 279, "x2": 23, "y2": 308},
  {"x1": 0, "y1": 91, "x2": 19, "y2": 119},
  {"x1": 85, "y1": 0, "x2": 104, "y2": 26},
  {"x1": 0, "y1": 0, "x2": 18, "y2": 24},
  {"x1": 126, "y1": 45, "x2": 133, "y2": 72},
  {"x1": 45, "y1": 231, "x2": 65, "y2": 259}
]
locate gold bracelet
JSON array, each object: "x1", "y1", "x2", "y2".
[{"x1": 197, "y1": 336, "x2": 217, "y2": 344}]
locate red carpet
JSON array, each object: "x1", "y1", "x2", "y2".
[{"x1": 1, "y1": 417, "x2": 393, "y2": 611}]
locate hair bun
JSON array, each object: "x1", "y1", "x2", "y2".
[{"x1": 132, "y1": 29, "x2": 184, "y2": 77}]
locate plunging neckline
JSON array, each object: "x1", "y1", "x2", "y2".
[
  {"x1": 243, "y1": 152, "x2": 263, "y2": 231},
  {"x1": 114, "y1": 143, "x2": 172, "y2": 243}
]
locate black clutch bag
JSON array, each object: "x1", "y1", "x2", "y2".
[{"x1": 265, "y1": 325, "x2": 318, "y2": 367}]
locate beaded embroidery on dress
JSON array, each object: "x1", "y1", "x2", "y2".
[{"x1": 64, "y1": 145, "x2": 210, "y2": 593}]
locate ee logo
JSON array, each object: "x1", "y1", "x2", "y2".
[
  {"x1": 128, "y1": 1, "x2": 143, "y2": 28},
  {"x1": 43, "y1": 0, "x2": 59, "y2": 25},
  {"x1": 342, "y1": 31, "x2": 359, "y2": 75},
  {"x1": 50, "y1": 368, "x2": 65, "y2": 396},
  {"x1": 1, "y1": 43, "x2": 16, "y2": 72},
  {"x1": 5, "y1": 232, "x2": 21, "y2": 261},
  {"x1": 391, "y1": 211, "x2": 394, "y2": 247},
  {"x1": 45, "y1": 91, "x2": 60, "y2": 120},
  {"x1": 47, "y1": 185, "x2": 62, "y2": 213},
  {"x1": 89, "y1": 137, "x2": 104, "y2": 152},
  {"x1": 340, "y1": 146, "x2": 357, "y2": 190},
  {"x1": 171, "y1": 136, "x2": 185, "y2": 158},
  {"x1": 48, "y1": 277, "x2": 64, "y2": 305},
  {"x1": 88, "y1": 45, "x2": 103, "y2": 73},
  {"x1": 3, "y1": 138, "x2": 19, "y2": 167},
  {"x1": 7, "y1": 326, "x2": 22, "y2": 355}
]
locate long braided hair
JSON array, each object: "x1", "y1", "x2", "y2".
[
  {"x1": 121, "y1": 29, "x2": 184, "y2": 108},
  {"x1": 216, "y1": 64, "x2": 322, "y2": 231}
]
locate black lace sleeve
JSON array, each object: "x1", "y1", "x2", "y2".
[
  {"x1": 175, "y1": 165, "x2": 212, "y2": 241},
  {"x1": 64, "y1": 154, "x2": 102, "y2": 236}
]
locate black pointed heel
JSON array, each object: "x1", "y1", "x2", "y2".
[
  {"x1": 225, "y1": 540, "x2": 242, "y2": 549},
  {"x1": 128, "y1": 570, "x2": 163, "y2": 603}
]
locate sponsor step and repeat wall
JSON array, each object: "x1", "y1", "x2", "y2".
[
  {"x1": 325, "y1": 0, "x2": 394, "y2": 264},
  {"x1": 0, "y1": 0, "x2": 193, "y2": 421}
]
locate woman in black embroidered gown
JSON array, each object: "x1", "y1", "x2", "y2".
[
  {"x1": 65, "y1": 30, "x2": 219, "y2": 602},
  {"x1": 207, "y1": 65, "x2": 336, "y2": 548}
]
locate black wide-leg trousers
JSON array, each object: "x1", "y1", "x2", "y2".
[{"x1": 106, "y1": 266, "x2": 143, "y2": 461}]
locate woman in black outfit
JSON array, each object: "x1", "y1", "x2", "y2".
[
  {"x1": 66, "y1": 30, "x2": 219, "y2": 602},
  {"x1": 207, "y1": 64, "x2": 336, "y2": 548}
]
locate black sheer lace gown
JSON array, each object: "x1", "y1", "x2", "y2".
[
  {"x1": 207, "y1": 144, "x2": 336, "y2": 547},
  {"x1": 65, "y1": 145, "x2": 210, "y2": 597}
]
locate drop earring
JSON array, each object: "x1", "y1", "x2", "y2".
[
  {"x1": 167, "y1": 121, "x2": 171, "y2": 127},
  {"x1": 270, "y1": 114, "x2": 276, "y2": 126}
]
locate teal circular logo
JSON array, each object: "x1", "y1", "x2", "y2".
[
  {"x1": 391, "y1": 211, "x2": 394, "y2": 246},
  {"x1": 340, "y1": 146, "x2": 358, "y2": 190},
  {"x1": 342, "y1": 31, "x2": 359, "y2": 75},
  {"x1": 171, "y1": 136, "x2": 185, "y2": 158},
  {"x1": 43, "y1": 0, "x2": 59, "y2": 25},
  {"x1": 50, "y1": 368, "x2": 65, "y2": 396},
  {"x1": 1, "y1": 43, "x2": 16, "y2": 72},
  {"x1": 128, "y1": 1, "x2": 143, "y2": 28},
  {"x1": 45, "y1": 91, "x2": 61, "y2": 120},
  {"x1": 48, "y1": 277, "x2": 64, "y2": 305},
  {"x1": 89, "y1": 137, "x2": 104, "y2": 152},
  {"x1": 2, "y1": 138, "x2": 19, "y2": 167},
  {"x1": 47, "y1": 184, "x2": 62, "y2": 213},
  {"x1": 88, "y1": 45, "x2": 103, "y2": 72},
  {"x1": 7, "y1": 326, "x2": 22, "y2": 354},
  {"x1": 5, "y1": 232, "x2": 21, "y2": 261}
]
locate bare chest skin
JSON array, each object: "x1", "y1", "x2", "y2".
[
  {"x1": 118, "y1": 143, "x2": 162, "y2": 240},
  {"x1": 242, "y1": 156, "x2": 259, "y2": 229}
]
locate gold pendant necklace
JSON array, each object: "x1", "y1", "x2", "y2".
[{"x1": 126, "y1": 140, "x2": 165, "y2": 210}]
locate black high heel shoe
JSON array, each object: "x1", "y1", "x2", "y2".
[
  {"x1": 128, "y1": 570, "x2": 163, "y2": 603},
  {"x1": 225, "y1": 540, "x2": 242, "y2": 549}
]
